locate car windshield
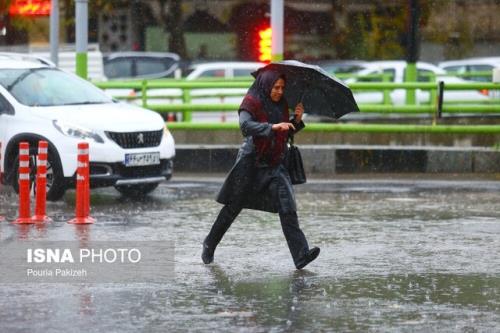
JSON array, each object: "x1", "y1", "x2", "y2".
[{"x1": 0, "y1": 68, "x2": 113, "y2": 107}]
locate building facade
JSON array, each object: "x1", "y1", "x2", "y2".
[{"x1": 1, "y1": 0, "x2": 499, "y2": 63}]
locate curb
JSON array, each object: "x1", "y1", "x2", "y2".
[{"x1": 173, "y1": 145, "x2": 500, "y2": 174}]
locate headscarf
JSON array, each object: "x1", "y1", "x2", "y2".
[
  {"x1": 238, "y1": 69, "x2": 290, "y2": 166},
  {"x1": 246, "y1": 69, "x2": 287, "y2": 123}
]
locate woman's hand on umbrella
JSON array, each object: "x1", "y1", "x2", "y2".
[
  {"x1": 272, "y1": 122, "x2": 296, "y2": 132},
  {"x1": 294, "y1": 102, "x2": 304, "y2": 121}
]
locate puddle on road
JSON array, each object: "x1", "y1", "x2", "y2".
[{"x1": 0, "y1": 182, "x2": 499, "y2": 332}]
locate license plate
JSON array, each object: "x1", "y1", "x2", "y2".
[{"x1": 124, "y1": 152, "x2": 160, "y2": 167}]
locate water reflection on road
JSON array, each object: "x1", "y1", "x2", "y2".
[{"x1": 0, "y1": 179, "x2": 499, "y2": 332}]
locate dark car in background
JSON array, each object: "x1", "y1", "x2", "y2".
[{"x1": 103, "y1": 51, "x2": 181, "y2": 80}]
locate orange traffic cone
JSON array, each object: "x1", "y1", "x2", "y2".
[
  {"x1": 68, "y1": 142, "x2": 95, "y2": 224},
  {"x1": 14, "y1": 142, "x2": 33, "y2": 224},
  {"x1": 32, "y1": 141, "x2": 52, "y2": 223}
]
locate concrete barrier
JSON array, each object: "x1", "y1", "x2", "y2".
[{"x1": 174, "y1": 144, "x2": 500, "y2": 175}]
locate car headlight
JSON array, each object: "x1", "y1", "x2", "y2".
[
  {"x1": 164, "y1": 125, "x2": 174, "y2": 140},
  {"x1": 53, "y1": 120, "x2": 104, "y2": 143}
]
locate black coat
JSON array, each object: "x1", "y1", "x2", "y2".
[{"x1": 216, "y1": 111, "x2": 304, "y2": 214}]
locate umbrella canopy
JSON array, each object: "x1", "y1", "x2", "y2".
[{"x1": 252, "y1": 60, "x2": 359, "y2": 119}]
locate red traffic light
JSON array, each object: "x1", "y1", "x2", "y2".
[{"x1": 258, "y1": 27, "x2": 272, "y2": 63}]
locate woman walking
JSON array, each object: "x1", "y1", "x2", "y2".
[{"x1": 202, "y1": 68, "x2": 320, "y2": 270}]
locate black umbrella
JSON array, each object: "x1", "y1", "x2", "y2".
[{"x1": 252, "y1": 60, "x2": 359, "y2": 119}]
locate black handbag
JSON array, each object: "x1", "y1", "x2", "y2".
[{"x1": 287, "y1": 135, "x2": 306, "y2": 185}]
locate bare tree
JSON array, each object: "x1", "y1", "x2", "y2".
[{"x1": 158, "y1": 0, "x2": 187, "y2": 59}]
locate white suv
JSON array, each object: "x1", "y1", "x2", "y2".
[
  {"x1": 345, "y1": 61, "x2": 490, "y2": 105},
  {"x1": 184, "y1": 62, "x2": 264, "y2": 122},
  {"x1": 184, "y1": 61, "x2": 264, "y2": 80},
  {"x1": 438, "y1": 57, "x2": 500, "y2": 82},
  {"x1": 0, "y1": 58, "x2": 175, "y2": 200}
]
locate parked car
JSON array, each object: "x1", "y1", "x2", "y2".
[
  {"x1": 0, "y1": 52, "x2": 56, "y2": 67},
  {"x1": 344, "y1": 61, "x2": 490, "y2": 105},
  {"x1": 0, "y1": 58, "x2": 175, "y2": 200},
  {"x1": 184, "y1": 61, "x2": 264, "y2": 80},
  {"x1": 131, "y1": 61, "x2": 264, "y2": 122},
  {"x1": 103, "y1": 51, "x2": 181, "y2": 80},
  {"x1": 184, "y1": 62, "x2": 264, "y2": 121},
  {"x1": 312, "y1": 60, "x2": 369, "y2": 75},
  {"x1": 0, "y1": 44, "x2": 107, "y2": 82},
  {"x1": 438, "y1": 57, "x2": 500, "y2": 82}
]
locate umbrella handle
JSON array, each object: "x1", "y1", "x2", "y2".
[
  {"x1": 293, "y1": 90, "x2": 306, "y2": 121},
  {"x1": 299, "y1": 89, "x2": 306, "y2": 103}
]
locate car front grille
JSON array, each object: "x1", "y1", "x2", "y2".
[{"x1": 106, "y1": 130, "x2": 163, "y2": 149}]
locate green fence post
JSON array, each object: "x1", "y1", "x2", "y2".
[
  {"x1": 405, "y1": 62, "x2": 417, "y2": 105},
  {"x1": 382, "y1": 73, "x2": 391, "y2": 105},
  {"x1": 182, "y1": 88, "x2": 192, "y2": 122},
  {"x1": 76, "y1": 52, "x2": 87, "y2": 79},
  {"x1": 141, "y1": 80, "x2": 148, "y2": 108}
]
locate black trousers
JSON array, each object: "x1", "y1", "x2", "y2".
[{"x1": 204, "y1": 204, "x2": 310, "y2": 265}]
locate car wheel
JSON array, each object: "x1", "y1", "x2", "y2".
[
  {"x1": 114, "y1": 182, "x2": 160, "y2": 198},
  {"x1": 11, "y1": 146, "x2": 67, "y2": 201}
]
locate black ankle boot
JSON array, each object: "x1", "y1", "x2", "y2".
[
  {"x1": 295, "y1": 247, "x2": 320, "y2": 269},
  {"x1": 201, "y1": 241, "x2": 214, "y2": 264},
  {"x1": 202, "y1": 205, "x2": 241, "y2": 264}
]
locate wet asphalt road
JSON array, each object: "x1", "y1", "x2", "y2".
[{"x1": 0, "y1": 176, "x2": 499, "y2": 332}]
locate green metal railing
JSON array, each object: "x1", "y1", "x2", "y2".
[
  {"x1": 95, "y1": 80, "x2": 500, "y2": 112},
  {"x1": 94, "y1": 78, "x2": 500, "y2": 134},
  {"x1": 165, "y1": 122, "x2": 500, "y2": 134}
]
